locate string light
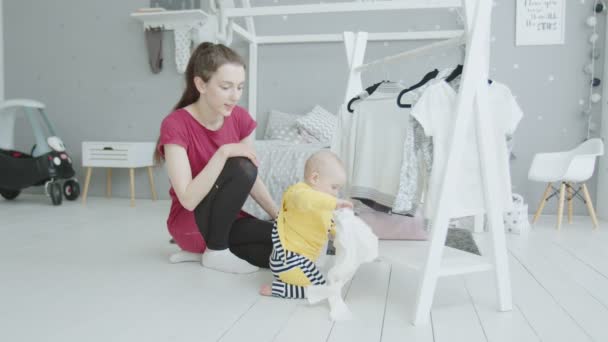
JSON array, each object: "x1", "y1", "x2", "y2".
[{"x1": 582, "y1": 0, "x2": 605, "y2": 139}]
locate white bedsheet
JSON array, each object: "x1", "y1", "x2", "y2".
[{"x1": 243, "y1": 140, "x2": 327, "y2": 220}]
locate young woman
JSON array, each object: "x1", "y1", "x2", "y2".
[{"x1": 155, "y1": 43, "x2": 278, "y2": 274}]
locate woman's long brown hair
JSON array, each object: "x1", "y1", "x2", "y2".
[{"x1": 153, "y1": 43, "x2": 245, "y2": 164}]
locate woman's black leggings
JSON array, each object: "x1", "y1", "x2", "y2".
[{"x1": 193, "y1": 157, "x2": 273, "y2": 268}]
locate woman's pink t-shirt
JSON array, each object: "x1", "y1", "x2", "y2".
[{"x1": 157, "y1": 106, "x2": 257, "y2": 253}]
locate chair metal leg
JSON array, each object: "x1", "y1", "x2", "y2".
[
  {"x1": 582, "y1": 183, "x2": 599, "y2": 229},
  {"x1": 532, "y1": 183, "x2": 553, "y2": 224},
  {"x1": 557, "y1": 182, "x2": 566, "y2": 230}
]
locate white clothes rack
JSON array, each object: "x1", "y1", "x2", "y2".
[
  {"x1": 341, "y1": 0, "x2": 512, "y2": 326},
  {"x1": 130, "y1": 0, "x2": 512, "y2": 326}
]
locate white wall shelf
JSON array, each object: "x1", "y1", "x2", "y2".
[{"x1": 130, "y1": 9, "x2": 209, "y2": 31}]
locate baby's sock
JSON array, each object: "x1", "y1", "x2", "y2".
[
  {"x1": 202, "y1": 248, "x2": 259, "y2": 274},
  {"x1": 169, "y1": 250, "x2": 202, "y2": 264}
]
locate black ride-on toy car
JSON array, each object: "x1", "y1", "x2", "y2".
[{"x1": 0, "y1": 99, "x2": 80, "y2": 205}]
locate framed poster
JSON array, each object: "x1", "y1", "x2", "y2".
[{"x1": 516, "y1": 0, "x2": 566, "y2": 46}]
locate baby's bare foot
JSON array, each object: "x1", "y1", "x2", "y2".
[{"x1": 259, "y1": 284, "x2": 272, "y2": 296}]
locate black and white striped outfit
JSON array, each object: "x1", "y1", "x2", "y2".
[{"x1": 269, "y1": 224, "x2": 326, "y2": 299}]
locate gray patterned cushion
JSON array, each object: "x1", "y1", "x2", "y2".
[
  {"x1": 264, "y1": 110, "x2": 316, "y2": 143},
  {"x1": 295, "y1": 105, "x2": 336, "y2": 143}
]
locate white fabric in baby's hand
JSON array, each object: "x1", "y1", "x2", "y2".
[{"x1": 307, "y1": 209, "x2": 378, "y2": 321}]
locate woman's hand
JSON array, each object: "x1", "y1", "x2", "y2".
[
  {"x1": 336, "y1": 199, "x2": 354, "y2": 209},
  {"x1": 220, "y1": 143, "x2": 258, "y2": 166}
]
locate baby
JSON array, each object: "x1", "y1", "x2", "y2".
[{"x1": 260, "y1": 150, "x2": 352, "y2": 298}]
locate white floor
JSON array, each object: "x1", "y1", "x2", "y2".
[{"x1": 1, "y1": 195, "x2": 608, "y2": 342}]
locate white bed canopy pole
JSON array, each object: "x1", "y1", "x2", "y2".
[
  {"x1": 216, "y1": 1, "x2": 234, "y2": 46},
  {"x1": 240, "y1": 0, "x2": 258, "y2": 120},
  {"x1": 213, "y1": 1, "x2": 257, "y2": 118},
  {"x1": 343, "y1": 31, "x2": 368, "y2": 105},
  {"x1": 209, "y1": 0, "x2": 219, "y2": 14},
  {"x1": 247, "y1": 41, "x2": 258, "y2": 121},
  {"x1": 412, "y1": 0, "x2": 512, "y2": 325}
]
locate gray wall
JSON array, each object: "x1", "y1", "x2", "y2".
[{"x1": 4, "y1": 0, "x2": 603, "y2": 215}]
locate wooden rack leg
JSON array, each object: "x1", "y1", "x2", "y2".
[
  {"x1": 147, "y1": 167, "x2": 158, "y2": 201},
  {"x1": 82, "y1": 167, "x2": 92, "y2": 205},
  {"x1": 129, "y1": 168, "x2": 135, "y2": 207}
]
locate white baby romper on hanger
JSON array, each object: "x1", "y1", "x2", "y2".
[
  {"x1": 343, "y1": 86, "x2": 414, "y2": 207},
  {"x1": 411, "y1": 80, "x2": 523, "y2": 219}
]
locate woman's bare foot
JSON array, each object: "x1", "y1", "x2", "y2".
[{"x1": 259, "y1": 284, "x2": 272, "y2": 296}]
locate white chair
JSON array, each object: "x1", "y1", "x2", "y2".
[{"x1": 528, "y1": 138, "x2": 604, "y2": 229}]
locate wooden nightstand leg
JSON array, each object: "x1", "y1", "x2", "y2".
[
  {"x1": 82, "y1": 167, "x2": 92, "y2": 205},
  {"x1": 106, "y1": 168, "x2": 112, "y2": 198},
  {"x1": 129, "y1": 168, "x2": 135, "y2": 207},
  {"x1": 147, "y1": 167, "x2": 158, "y2": 201}
]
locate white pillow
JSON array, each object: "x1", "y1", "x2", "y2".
[
  {"x1": 264, "y1": 110, "x2": 318, "y2": 143},
  {"x1": 295, "y1": 105, "x2": 336, "y2": 143}
]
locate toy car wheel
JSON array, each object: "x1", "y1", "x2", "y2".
[
  {"x1": 50, "y1": 182, "x2": 62, "y2": 206},
  {"x1": 63, "y1": 180, "x2": 80, "y2": 201},
  {"x1": 0, "y1": 189, "x2": 20, "y2": 200}
]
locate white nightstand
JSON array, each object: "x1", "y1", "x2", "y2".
[{"x1": 81, "y1": 141, "x2": 158, "y2": 206}]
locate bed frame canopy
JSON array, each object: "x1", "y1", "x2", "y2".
[{"x1": 132, "y1": 0, "x2": 512, "y2": 326}]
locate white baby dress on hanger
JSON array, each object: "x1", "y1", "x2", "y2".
[{"x1": 411, "y1": 80, "x2": 523, "y2": 219}]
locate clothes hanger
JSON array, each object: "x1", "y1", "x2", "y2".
[
  {"x1": 383, "y1": 64, "x2": 390, "y2": 84},
  {"x1": 445, "y1": 64, "x2": 493, "y2": 85},
  {"x1": 347, "y1": 80, "x2": 389, "y2": 113},
  {"x1": 396, "y1": 68, "x2": 439, "y2": 108},
  {"x1": 445, "y1": 64, "x2": 463, "y2": 83}
]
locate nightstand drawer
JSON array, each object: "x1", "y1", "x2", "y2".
[{"x1": 82, "y1": 141, "x2": 156, "y2": 168}]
